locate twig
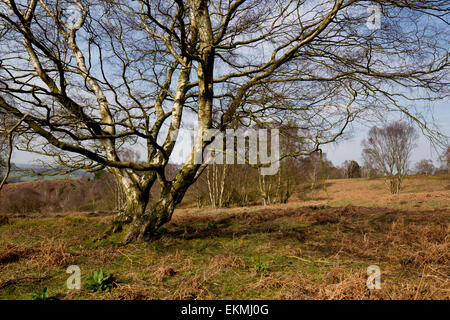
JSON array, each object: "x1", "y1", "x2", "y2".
[
  {"x1": 286, "y1": 255, "x2": 331, "y2": 265},
  {"x1": 414, "y1": 265, "x2": 427, "y2": 300}
]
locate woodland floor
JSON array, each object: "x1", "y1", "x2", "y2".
[{"x1": 0, "y1": 175, "x2": 449, "y2": 300}]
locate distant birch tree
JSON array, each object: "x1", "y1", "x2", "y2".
[{"x1": 362, "y1": 121, "x2": 418, "y2": 194}]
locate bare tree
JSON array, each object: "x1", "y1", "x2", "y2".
[
  {"x1": 276, "y1": 123, "x2": 304, "y2": 203},
  {"x1": 361, "y1": 163, "x2": 380, "y2": 179},
  {"x1": 0, "y1": 1, "x2": 448, "y2": 241},
  {"x1": 0, "y1": 113, "x2": 28, "y2": 191},
  {"x1": 0, "y1": 112, "x2": 7, "y2": 167},
  {"x1": 0, "y1": 114, "x2": 8, "y2": 188},
  {"x1": 439, "y1": 146, "x2": 450, "y2": 174},
  {"x1": 415, "y1": 159, "x2": 435, "y2": 175},
  {"x1": 362, "y1": 121, "x2": 418, "y2": 194},
  {"x1": 206, "y1": 163, "x2": 228, "y2": 208}
]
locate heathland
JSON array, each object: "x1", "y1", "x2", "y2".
[{"x1": 0, "y1": 175, "x2": 448, "y2": 299}]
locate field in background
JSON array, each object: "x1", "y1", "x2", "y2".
[
  {"x1": 0, "y1": 175, "x2": 449, "y2": 300},
  {"x1": 296, "y1": 175, "x2": 450, "y2": 211}
]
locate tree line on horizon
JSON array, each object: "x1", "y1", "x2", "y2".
[{"x1": 1, "y1": 120, "x2": 448, "y2": 214}]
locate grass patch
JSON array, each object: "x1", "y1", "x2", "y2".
[{"x1": 0, "y1": 203, "x2": 448, "y2": 300}]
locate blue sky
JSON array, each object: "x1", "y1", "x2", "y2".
[
  {"x1": 13, "y1": 103, "x2": 449, "y2": 169},
  {"x1": 323, "y1": 103, "x2": 450, "y2": 168},
  {"x1": 7, "y1": 1, "x2": 449, "y2": 172}
]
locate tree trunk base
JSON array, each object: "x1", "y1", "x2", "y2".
[
  {"x1": 99, "y1": 211, "x2": 133, "y2": 241},
  {"x1": 100, "y1": 203, "x2": 174, "y2": 244},
  {"x1": 123, "y1": 207, "x2": 172, "y2": 243}
]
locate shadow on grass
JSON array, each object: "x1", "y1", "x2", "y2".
[
  {"x1": 158, "y1": 205, "x2": 345, "y2": 241},
  {"x1": 164, "y1": 222, "x2": 309, "y2": 241}
]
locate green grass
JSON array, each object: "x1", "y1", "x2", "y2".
[{"x1": 1, "y1": 203, "x2": 448, "y2": 300}]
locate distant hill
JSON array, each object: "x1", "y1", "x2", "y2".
[{"x1": 1, "y1": 163, "x2": 93, "y2": 183}]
